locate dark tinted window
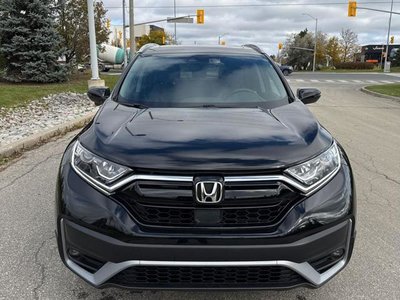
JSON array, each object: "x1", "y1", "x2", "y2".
[{"x1": 119, "y1": 54, "x2": 288, "y2": 108}]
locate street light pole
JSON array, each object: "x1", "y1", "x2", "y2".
[
  {"x1": 129, "y1": 0, "x2": 136, "y2": 59},
  {"x1": 122, "y1": 0, "x2": 127, "y2": 67},
  {"x1": 303, "y1": 13, "x2": 318, "y2": 72},
  {"x1": 174, "y1": 0, "x2": 177, "y2": 44},
  {"x1": 87, "y1": 0, "x2": 104, "y2": 87},
  {"x1": 313, "y1": 18, "x2": 318, "y2": 72},
  {"x1": 384, "y1": 0, "x2": 394, "y2": 72}
]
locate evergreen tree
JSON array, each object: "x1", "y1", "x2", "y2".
[{"x1": 0, "y1": 0, "x2": 67, "y2": 82}]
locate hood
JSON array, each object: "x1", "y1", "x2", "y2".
[{"x1": 80, "y1": 100, "x2": 332, "y2": 172}]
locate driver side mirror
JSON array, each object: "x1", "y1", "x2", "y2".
[
  {"x1": 87, "y1": 87, "x2": 111, "y2": 106},
  {"x1": 297, "y1": 88, "x2": 321, "y2": 104}
]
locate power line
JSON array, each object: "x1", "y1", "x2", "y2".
[{"x1": 104, "y1": 1, "x2": 400, "y2": 9}]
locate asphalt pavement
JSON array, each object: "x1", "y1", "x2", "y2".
[{"x1": 0, "y1": 72, "x2": 399, "y2": 300}]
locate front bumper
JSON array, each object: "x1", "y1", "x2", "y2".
[
  {"x1": 56, "y1": 142, "x2": 356, "y2": 289},
  {"x1": 58, "y1": 217, "x2": 354, "y2": 289}
]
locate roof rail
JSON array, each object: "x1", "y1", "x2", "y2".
[
  {"x1": 242, "y1": 44, "x2": 265, "y2": 55},
  {"x1": 138, "y1": 43, "x2": 160, "y2": 53}
]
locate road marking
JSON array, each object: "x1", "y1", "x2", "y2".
[
  {"x1": 383, "y1": 73, "x2": 400, "y2": 78},
  {"x1": 288, "y1": 78, "x2": 399, "y2": 85}
]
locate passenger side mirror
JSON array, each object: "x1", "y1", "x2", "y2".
[
  {"x1": 87, "y1": 87, "x2": 111, "y2": 106},
  {"x1": 297, "y1": 88, "x2": 321, "y2": 104}
]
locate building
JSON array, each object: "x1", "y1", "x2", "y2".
[
  {"x1": 361, "y1": 44, "x2": 400, "y2": 64},
  {"x1": 108, "y1": 24, "x2": 164, "y2": 48}
]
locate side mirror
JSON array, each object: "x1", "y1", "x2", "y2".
[
  {"x1": 297, "y1": 88, "x2": 321, "y2": 104},
  {"x1": 87, "y1": 87, "x2": 111, "y2": 106}
]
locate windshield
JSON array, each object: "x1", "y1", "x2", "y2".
[{"x1": 118, "y1": 54, "x2": 289, "y2": 108}]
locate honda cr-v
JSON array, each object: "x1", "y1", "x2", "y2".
[{"x1": 56, "y1": 44, "x2": 356, "y2": 290}]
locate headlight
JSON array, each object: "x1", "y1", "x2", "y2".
[
  {"x1": 285, "y1": 143, "x2": 340, "y2": 187},
  {"x1": 72, "y1": 141, "x2": 130, "y2": 186}
]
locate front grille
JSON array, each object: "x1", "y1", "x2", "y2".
[
  {"x1": 114, "y1": 178, "x2": 302, "y2": 229},
  {"x1": 108, "y1": 265, "x2": 305, "y2": 288}
]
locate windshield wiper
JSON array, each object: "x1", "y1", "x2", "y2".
[
  {"x1": 192, "y1": 104, "x2": 235, "y2": 108},
  {"x1": 119, "y1": 102, "x2": 149, "y2": 109}
]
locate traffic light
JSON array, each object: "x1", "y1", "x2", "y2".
[
  {"x1": 278, "y1": 43, "x2": 283, "y2": 50},
  {"x1": 106, "y1": 18, "x2": 111, "y2": 29},
  {"x1": 197, "y1": 9, "x2": 205, "y2": 24},
  {"x1": 348, "y1": 1, "x2": 357, "y2": 17},
  {"x1": 390, "y1": 36, "x2": 395, "y2": 44},
  {"x1": 162, "y1": 34, "x2": 166, "y2": 45}
]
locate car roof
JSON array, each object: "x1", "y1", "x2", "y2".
[{"x1": 140, "y1": 45, "x2": 265, "y2": 56}]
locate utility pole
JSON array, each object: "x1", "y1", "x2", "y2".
[
  {"x1": 348, "y1": 0, "x2": 400, "y2": 72},
  {"x1": 303, "y1": 13, "x2": 318, "y2": 72},
  {"x1": 129, "y1": 0, "x2": 136, "y2": 60},
  {"x1": 122, "y1": 0, "x2": 127, "y2": 67},
  {"x1": 174, "y1": 0, "x2": 177, "y2": 43},
  {"x1": 384, "y1": 0, "x2": 394, "y2": 72},
  {"x1": 87, "y1": 0, "x2": 104, "y2": 87},
  {"x1": 314, "y1": 18, "x2": 318, "y2": 72}
]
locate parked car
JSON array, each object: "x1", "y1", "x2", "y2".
[
  {"x1": 56, "y1": 44, "x2": 356, "y2": 290},
  {"x1": 278, "y1": 63, "x2": 294, "y2": 76}
]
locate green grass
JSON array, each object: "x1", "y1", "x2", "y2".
[
  {"x1": 389, "y1": 66, "x2": 400, "y2": 73},
  {"x1": 0, "y1": 73, "x2": 120, "y2": 108},
  {"x1": 365, "y1": 84, "x2": 400, "y2": 97}
]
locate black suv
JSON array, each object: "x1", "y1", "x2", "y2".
[{"x1": 56, "y1": 44, "x2": 356, "y2": 290}]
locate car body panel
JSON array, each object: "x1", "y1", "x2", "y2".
[{"x1": 79, "y1": 100, "x2": 332, "y2": 171}]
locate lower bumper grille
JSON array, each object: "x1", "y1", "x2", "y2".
[{"x1": 108, "y1": 265, "x2": 305, "y2": 288}]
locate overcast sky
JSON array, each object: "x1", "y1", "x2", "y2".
[{"x1": 102, "y1": 0, "x2": 400, "y2": 54}]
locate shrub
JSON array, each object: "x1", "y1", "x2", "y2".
[{"x1": 334, "y1": 62, "x2": 374, "y2": 70}]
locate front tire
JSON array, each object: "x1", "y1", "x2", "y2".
[{"x1": 283, "y1": 70, "x2": 290, "y2": 76}]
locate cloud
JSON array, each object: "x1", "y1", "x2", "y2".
[{"x1": 102, "y1": 0, "x2": 400, "y2": 54}]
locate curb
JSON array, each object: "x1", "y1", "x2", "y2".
[
  {"x1": 360, "y1": 87, "x2": 400, "y2": 102},
  {"x1": 0, "y1": 111, "x2": 96, "y2": 159}
]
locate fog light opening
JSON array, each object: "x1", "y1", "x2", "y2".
[
  {"x1": 331, "y1": 249, "x2": 345, "y2": 259},
  {"x1": 68, "y1": 248, "x2": 80, "y2": 257}
]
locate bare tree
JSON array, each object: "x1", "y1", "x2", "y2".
[
  {"x1": 57, "y1": 0, "x2": 110, "y2": 64},
  {"x1": 339, "y1": 28, "x2": 358, "y2": 63}
]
